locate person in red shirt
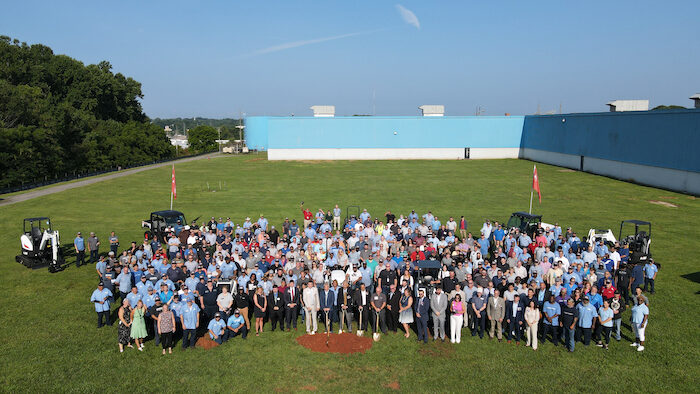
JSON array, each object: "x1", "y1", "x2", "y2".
[
  {"x1": 301, "y1": 204, "x2": 313, "y2": 229},
  {"x1": 601, "y1": 280, "x2": 616, "y2": 301},
  {"x1": 410, "y1": 249, "x2": 426, "y2": 262}
]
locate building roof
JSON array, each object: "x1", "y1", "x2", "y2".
[
  {"x1": 690, "y1": 94, "x2": 700, "y2": 100},
  {"x1": 419, "y1": 105, "x2": 445, "y2": 115},
  {"x1": 310, "y1": 105, "x2": 335, "y2": 116}
]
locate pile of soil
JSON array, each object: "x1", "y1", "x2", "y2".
[
  {"x1": 296, "y1": 332, "x2": 373, "y2": 354},
  {"x1": 196, "y1": 336, "x2": 220, "y2": 350}
]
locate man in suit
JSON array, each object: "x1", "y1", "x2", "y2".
[
  {"x1": 268, "y1": 285, "x2": 285, "y2": 331},
  {"x1": 386, "y1": 284, "x2": 401, "y2": 333},
  {"x1": 320, "y1": 282, "x2": 335, "y2": 333},
  {"x1": 487, "y1": 288, "x2": 505, "y2": 341},
  {"x1": 506, "y1": 294, "x2": 525, "y2": 344},
  {"x1": 430, "y1": 286, "x2": 448, "y2": 341},
  {"x1": 353, "y1": 283, "x2": 370, "y2": 332},
  {"x1": 284, "y1": 280, "x2": 300, "y2": 331},
  {"x1": 302, "y1": 280, "x2": 320, "y2": 334},
  {"x1": 336, "y1": 280, "x2": 354, "y2": 333},
  {"x1": 415, "y1": 288, "x2": 430, "y2": 343}
]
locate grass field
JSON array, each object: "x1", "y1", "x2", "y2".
[{"x1": 1, "y1": 153, "x2": 698, "y2": 393}]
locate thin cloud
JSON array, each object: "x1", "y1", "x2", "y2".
[
  {"x1": 396, "y1": 4, "x2": 420, "y2": 29},
  {"x1": 245, "y1": 30, "x2": 378, "y2": 57}
]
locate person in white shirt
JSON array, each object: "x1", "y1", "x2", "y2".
[
  {"x1": 480, "y1": 220, "x2": 493, "y2": 239},
  {"x1": 554, "y1": 251, "x2": 570, "y2": 271},
  {"x1": 302, "y1": 281, "x2": 320, "y2": 334},
  {"x1": 446, "y1": 217, "x2": 457, "y2": 233},
  {"x1": 609, "y1": 247, "x2": 621, "y2": 270}
]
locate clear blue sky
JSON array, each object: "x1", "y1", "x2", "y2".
[{"x1": 2, "y1": 1, "x2": 699, "y2": 118}]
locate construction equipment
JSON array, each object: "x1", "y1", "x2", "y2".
[
  {"x1": 619, "y1": 220, "x2": 652, "y2": 263},
  {"x1": 587, "y1": 228, "x2": 617, "y2": 247},
  {"x1": 142, "y1": 210, "x2": 187, "y2": 243},
  {"x1": 16, "y1": 217, "x2": 65, "y2": 273}
]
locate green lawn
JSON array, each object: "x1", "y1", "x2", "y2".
[{"x1": 0, "y1": 154, "x2": 698, "y2": 393}]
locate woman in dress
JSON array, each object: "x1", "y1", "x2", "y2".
[
  {"x1": 524, "y1": 300, "x2": 541, "y2": 350},
  {"x1": 247, "y1": 273, "x2": 258, "y2": 298},
  {"x1": 130, "y1": 300, "x2": 148, "y2": 351},
  {"x1": 157, "y1": 303, "x2": 176, "y2": 354},
  {"x1": 450, "y1": 294, "x2": 466, "y2": 344},
  {"x1": 253, "y1": 286, "x2": 267, "y2": 336},
  {"x1": 117, "y1": 299, "x2": 132, "y2": 353},
  {"x1": 398, "y1": 288, "x2": 414, "y2": 338}
]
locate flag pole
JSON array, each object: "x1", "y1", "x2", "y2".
[
  {"x1": 529, "y1": 190, "x2": 533, "y2": 214},
  {"x1": 170, "y1": 188, "x2": 173, "y2": 210},
  {"x1": 170, "y1": 164, "x2": 174, "y2": 210}
]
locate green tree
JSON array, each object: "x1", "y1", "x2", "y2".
[
  {"x1": 188, "y1": 125, "x2": 218, "y2": 153},
  {"x1": 651, "y1": 105, "x2": 686, "y2": 111}
]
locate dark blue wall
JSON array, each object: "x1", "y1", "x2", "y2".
[{"x1": 521, "y1": 109, "x2": 700, "y2": 172}]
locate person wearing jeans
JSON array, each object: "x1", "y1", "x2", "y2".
[
  {"x1": 610, "y1": 292, "x2": 626, "y2": 341},
  {"x1": 597, "y1": 300, "x2": 614, "y2": 349},
  {"x1": 560, "y1": 298, "x2": 579, "y2": 352},
  {"x1": 643, "y1": 260, "x2": 658, "y2": 295},
  {"x1": 450, "y1": 294, "x2": 466, "y2": 343},
  {"x1": 180, "y1": 299, "x2": 200, "y2": 349},
  {"x1": 577, "y1": 296, "x2": 598, "y2": 346}
]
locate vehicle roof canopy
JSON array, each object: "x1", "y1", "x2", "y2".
[
  {"x1": 152, "y1": 210, "x2": 185, "y2": 217},
  {"x1": 511, "y1": 211, "x2": 542, "y2": 221},
  {"x1": 24, "y1": 217, "x2": 50, "y2": 221},
  {"x1": 621, "y1": 219, "x2": 651, "y2": 226}
]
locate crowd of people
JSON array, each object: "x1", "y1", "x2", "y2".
[{"x1": 88, "y1": 204, "x2": 656, "y2": 353}]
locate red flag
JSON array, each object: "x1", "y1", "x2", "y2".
[
  {"x1": 533, "y1": 165, "x2": 541, "y2": 203},
  {"x1": 171, "y1": 165, "x2": 177, "y2": 200}
]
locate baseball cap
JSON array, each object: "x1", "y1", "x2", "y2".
[{"x1": 215, "y1": 312, "x2": 221, "y2": 317}]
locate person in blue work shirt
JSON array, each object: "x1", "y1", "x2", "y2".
[
  {"x1": 143, "y1": 287, "x2": 157, "y2": 308},
  {"x1": 576, "y1": 296, "x2": 598, "y2": 346},
  {"x1": 630, "y1": 296, "x2": 649, "y2": 352},
  {"x1": 74, "y1": 232, "x2": 86, "y2": 268},
  {"x1": 594, "y1": 240, "x2": 609, "y2": 257},
  {"x1": 136, "y1": 276, "x2": 153, "y2": 297},
  {"x1": 596, "y1": 299, "x2": 614, "y2": 349},
  {"x1": 208, "y1": 312, "x2": 227, "y2": 344},
  {"x1": 541, "y1": 295, "x2": 561, "y2": 346},
  {"x1": 185, "y1": 271, "x2": 199, "y2": 293},
  {"x1": 359, "y1": 260, "x2": 373, "y2": 288},
  {"x1": 333, "y1": 205, "x2": 341, "y2": 230},
  {"x1": 90, "y1": 282, "x2": 113, "y2": 327},
  {"x1": 95, "y1": 256, "x2": 107, "y2": 279},
  {"x1": 643, "y1": 260, "x2": 658, "y2": 294},
  {"x1": 180, "y1": 297, "x2": 200, "y2": 349},
  {"x1": 126, "y1": 286, "x2": 142, "y2": 310},
  {"x1": 257, "y1": 215, "x2": 268, "y2": 231},
  {"x1": 115, "y1": 266, "x2": 132, "y2": 302},
  {"x1": 227, "y1": 309, "x2": 248, "y2": 340},
  {"x1": 156, "y1": 274, "x2": 175, "y2": 292}
]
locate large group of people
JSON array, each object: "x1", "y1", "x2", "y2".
[{"x1": 88, "y1": 204, "x2": 656, "y2": 353}]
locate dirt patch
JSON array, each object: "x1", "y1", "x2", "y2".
[
  {"x1": 417, "y1": 339, "x2": 455, "y2": 358},
  {"x1": 296, "y1": 332, "x2": 373, "y2": 354},
  {"x1": 659, "y1": 196, "x2": 678, "y2": 200},
  {"x1": 196, "y1": 336, "x2": 220, "y2": 350},
  {"x1": 300, "y1": 386, "x2": 317, "y2": 391},
  {"x1": 649, "y1": 200, "x2": 678, "y2": 208},
  {"x1": 384, "y1": 381, "x2": 400, "y2": 390},
  {"x1": 245, "y1": 157, "x2": 265, "y2": 162},
  {"x1": 297, "y1": 160, "x2": 331, "y2": 164},
  {"x1": 557, "y1": 169, "x2": 576, "y2": 172}
]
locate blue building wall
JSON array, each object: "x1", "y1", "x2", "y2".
[
  {"x1": 245, "y1": 116, "x2": 525, "y2": 150},
  {"x1": 520, "y1": 109, "x2": 700, "y2": 172}
]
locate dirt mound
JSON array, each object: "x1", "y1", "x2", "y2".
[
  {"x1": 296, "y1": 332, "x2": 373, "y2": 354},
  {"x1": 649, "y1": 200, "x2": 678, "y2": 208},
  {"x1": 196, "y1": 336, "x2": 220, "y2": 350}
]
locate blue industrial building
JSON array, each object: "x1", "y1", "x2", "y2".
[{"x1": 245, "y1": 108, "x2": 700, "y2": 194}]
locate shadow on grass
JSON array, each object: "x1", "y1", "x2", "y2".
[{"x1": 681, "y1": 272, "x2": 700, "y2": 294}]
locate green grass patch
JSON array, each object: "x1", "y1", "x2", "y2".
[{"x1": 0, "y1": 154, "x2": 698, "y2": 392}]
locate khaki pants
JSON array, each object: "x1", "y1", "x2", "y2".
[
  {"x1": 460, "y1": 229, "x2": 467, "y2": 240},
  {"x1": 304, "y1": 219, "x2": 311, "y2": 230},
  {"x1": 305, "y1": 308, "x2": 318, "y2": 333},
  {"x1": 333, "y1": 216, "x2": 341, "y2": 230},
  {"x1": 489, "y1": 318, "x2": 503, "y2": 339},
  {"x1": 526, "y1": 323, "x2": 538, "y2": 349},
  {"x1": 239, "y1": 307, "x2": 250, "y2": 329}
]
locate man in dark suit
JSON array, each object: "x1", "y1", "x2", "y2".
[
  {"x1": 319, "y1": 282, "x2": 335, "y2": 333},
  {"x1": 284, "y1": 280, "x2": 300, "y2": 331},
  {"x1": 336, "y1": 281, "x2": 354, "y2": 333},
  {"x1": 415, "y1": 288, "x2": 430, "y2": 343},
  {"x1": 386, "y1": 284, "x2": 401, "y2": 333},
  {"x1": 353, "y1": 283, "x2": 370, "y2": 332},
  {"x1": 506, "y1": 294, "x2": 525, "y2": 344},
  {"x1": 268, "y1": 285, "x2": 285, "y2": 331}
]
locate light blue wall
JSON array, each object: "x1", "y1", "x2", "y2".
[
  {"x1": 521, "y1": 109, "x2": 700, "y2": 172},
  {"x1": 245, "y1": 116, "x2": 525, "y2": 150}
]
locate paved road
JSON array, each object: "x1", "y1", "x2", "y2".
[{"x1": 0, "y1": 153, "x2": 221, "y2": 207}]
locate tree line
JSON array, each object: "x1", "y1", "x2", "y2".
[{"x1": 0, "y1": 36, "x2": 175, "y2": 189}]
